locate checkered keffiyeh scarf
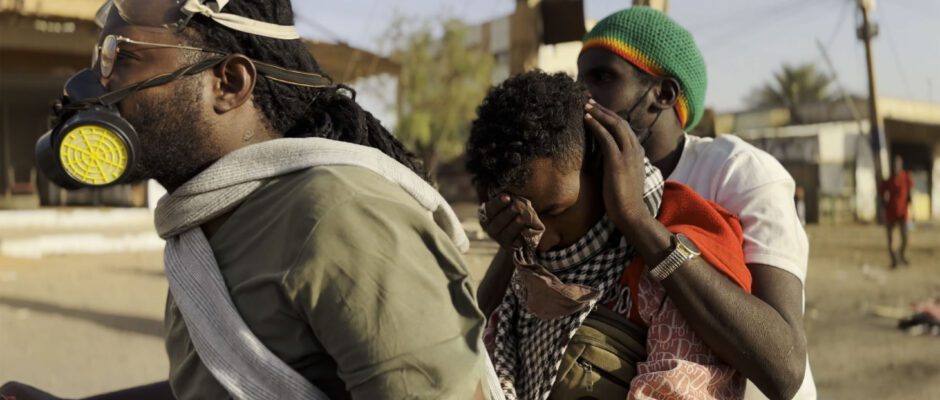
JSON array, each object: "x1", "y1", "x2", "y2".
[{"x1": 491, "y1": 161, "x2": 664, "y2": 400}]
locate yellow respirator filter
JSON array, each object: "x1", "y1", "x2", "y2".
[{"x1": 58, "y1": 125, "x2": 129, "y2": 186}]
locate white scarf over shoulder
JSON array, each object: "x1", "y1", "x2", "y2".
[{"x1": 155, "y1": 138, "x2": 501, "y2": 400}]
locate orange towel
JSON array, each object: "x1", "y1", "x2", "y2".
[
  {"x1": 612, "y1": 181, "x2": 750, "y2": 325},
  {"x1": 656, "y1": 182, "x2": 750, "y2": 292}
]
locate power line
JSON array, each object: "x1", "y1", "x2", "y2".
[
  {"x1": 339, "y1": 0, "x2": 384, "y2": 82},
  {"x1": 823, "y1": 0, "x2": 851, "y2": 51},
  {"x1": 804, "y1": 0, "x2": 851, "y2": 100},
  {"x1": 698, "y1": 0, "x2": 834, "y2": 55},
  {"x1": 895, "y1": 0, "x2": 940, "y2": 19},
  {"x1": 816, "y1": 39, "x2": 865, "y2": 129},
  {"x1": 886, "y1": 0, "x2": 939, "y2": 22},
  {"x1": 687, "y1": 0, "x2": 813, "y2": 34},
  {"x1": 294, "y1": 11, "x2": 347, "y2": 45},
  {"x1": 878, "y1": 3, "x2": 913, "y2": 98},
  {"x1": 694, "y1": 0, "x2": 815, "y2": 46},
  {"x1": 809, "y1": 0, "x2": 850, "y2": 75}
]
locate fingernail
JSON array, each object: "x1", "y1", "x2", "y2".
[
  {"x1": 501, "y1": 195, "x2": 510, "y2": 203},
  {"x1": 588, "y1": 99, "x2": 597, "y2": 105},
  {"x1": 585, "y1": 113, "x2": 593, "y2": 120},
  {"x1": 585, "y1": 103, "x2": 594, "y2": 110}
]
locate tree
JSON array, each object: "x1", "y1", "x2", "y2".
[
  {"x1": 388, "y1": 17, "x2": 493, "y2": 179},
  {"x1": 747, "y1": 63, "x2": 834, "y2": 123}
]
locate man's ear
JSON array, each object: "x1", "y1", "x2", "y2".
[
  {"x1": 211, "y1": 54, "x2": 257, "y2": 114},
  {"x1": 651, "y1": 77, "x2": 681, "y2": 111}
]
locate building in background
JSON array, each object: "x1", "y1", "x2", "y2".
[
  {"x1": 372, "y1": 0, "x2": 594, "y2": 143},
  {"x1": 465, "y1": 0, "x2": 592, "y2": 83},
  {"x1": 714, "y1": 98, "x2": 940, "y2": 224},
  {"x1": 0, "y1": 0, "x2": 397, "y2": 209},
  {"x1": 426, "y1": 0, "x2": 594, "y2": 203},
  {"x1": 1, "y1": 0, "x2": 105, "y2": 208},
  {"x1": 461, "y1": 0, "x2": 940, "y2": 224}
]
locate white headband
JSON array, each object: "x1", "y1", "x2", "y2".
[{"x1": 180, "y1": 0, "x2": 301, "y2": 40}]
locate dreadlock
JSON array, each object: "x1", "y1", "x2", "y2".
[{"x1": 180, "y1": 0, "x2": 426, "y2": 179}]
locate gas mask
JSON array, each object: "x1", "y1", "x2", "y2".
[
  {"x1": 35, "y1": 0, "x2": 334, "y2": 189},
  {"x1": 37, "y1": 58, "x2": 219, "y2": 189},
  {"x1": 37, "y1": 72, "x2": 136, "y2": 189}
]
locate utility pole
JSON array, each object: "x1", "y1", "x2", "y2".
[
  {"x1": 510, "y1": 0, "x2": 540, "y2": 75},
  {"x1": 858, "y1": 0, "x2": 889, "y2": 181},
  {"x1": 633, "y1": 0, "x2": 669, "y2": 13}
]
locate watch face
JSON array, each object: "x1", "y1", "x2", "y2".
[{"x1": 677, "y1": 234, "x2": 701, "y2": 256}]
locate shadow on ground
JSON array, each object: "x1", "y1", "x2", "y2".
[{"x1": 0, "y1": 296, "x2": 162, "y2": 338}]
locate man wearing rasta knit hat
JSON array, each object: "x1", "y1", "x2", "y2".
[
  {"x1": 578, "y1": 6, "x2": 816, "y2": 400},
  {"x1": 475, "y1": 5, "x2": 814, "y2": 400},
  {"x1": 581, "y1": 6, "x2": 707, "y2": 132}
]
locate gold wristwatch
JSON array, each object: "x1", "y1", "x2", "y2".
[{"x1": 649, "y1": 233, "x2": 701, "y2": 281}]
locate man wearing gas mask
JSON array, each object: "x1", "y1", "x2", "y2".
[{"x1": 3, "y1": 1, "x2": 501, "y2": 400}]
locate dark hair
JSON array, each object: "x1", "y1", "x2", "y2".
[
  {"x1": 465, "y1": 71, "x2": 589, "y2": 196},
  {"x1": 180, "y1": 0, "x2": 425, "y2": 179}
]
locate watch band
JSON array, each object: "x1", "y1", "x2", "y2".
[{"x1": 649, "y1": 235, "x2": 695, "y2": 281}]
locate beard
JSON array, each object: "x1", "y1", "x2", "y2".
[{"x1": 122, "y1": 77, "x2": 220, "y2": 190}]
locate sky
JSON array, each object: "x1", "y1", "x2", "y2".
[{"x1": 292, "y1": 0, "x2": 940, "y2": 113}]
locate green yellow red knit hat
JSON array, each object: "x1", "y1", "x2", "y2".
[{"x1": 582, "y1": 7, "x2": 707, "y2": 130}]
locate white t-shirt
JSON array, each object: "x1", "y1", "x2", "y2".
[{"x1": 667, "y1": 134, "x2": 817, "y2": 400}]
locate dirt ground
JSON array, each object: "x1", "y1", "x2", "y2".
[
  {"x1": 799, "y1": 223, "x2": 940, "y2": 400},
  {"x1": 1, "y1": 222, "x2": 938, "y2": 399}
]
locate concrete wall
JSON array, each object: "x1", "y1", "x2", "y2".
[
  {"x1": 729, "y1": 101, "x2": 940, "y2": 223},
  {"x1": 469, "y1": 8, "x2": 595, "y2": 85},
  {"x1": 738, "y1": 121, "x2": 883, "y2": 223},
  {"x1": 489, "y1": 17, "x2": 511, "y2": 83},
  {"x1": 0, "y1": 12, "x2": 155, "y2": 208},
  {"x1": 855, "y1": 130, "x2": 878, "y2": 222},
  {"x1": 885, "y1": 119, "x2": 939, "y2": 221},
  {"x1": 534, "y1": 20, "x2": 594, "y2": 78},
  {"x1": 508, "y1": 0, "x2": 539, "y2": 76},
  {"x1": 536, "y1": 41, "x2": 581, "y2": 77}
]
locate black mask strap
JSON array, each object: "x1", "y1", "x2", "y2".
[
  {"x1": 62, "y1": 57, "x2": 225, "y2": 111},
  {"x1": 101, "y1": 57, "x2": 225, "y2": 106},
  {"x1": 635, "y1": 109, "x2": 662, "y2": 145},
  {"x1": 65, "y1": 56, "x2": 337, "y2": 110},
  {"x1": 618, "y1": 84, "x2": 657, "y2": 143},
  {"x1": 622, "y1": 85, "x2": 654, "y2": 121}
]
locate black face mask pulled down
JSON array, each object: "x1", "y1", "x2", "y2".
[
  {"x1": 616, "y1": 85, "x2": 662, "y2": 145},
  {"x1": 36, "y1": 57, "x2": 335, "y2": 190}
]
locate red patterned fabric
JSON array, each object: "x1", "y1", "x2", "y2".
[
  {"x1": 610, "y1": 182, "x2": 751, "y2": 399},
  {"x1": 628, "y1": 274, "x2": 745, "y2": 399}
]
